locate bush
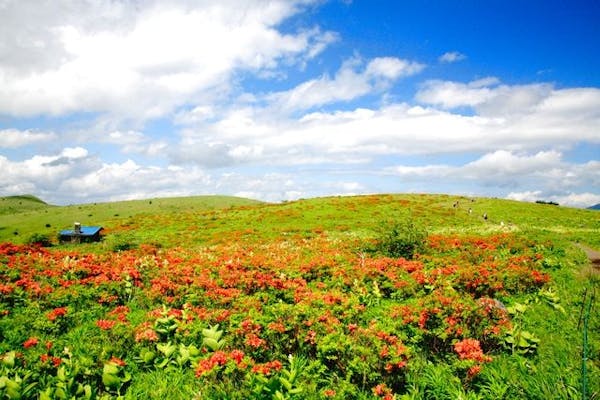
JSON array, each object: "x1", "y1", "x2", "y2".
[
  {"x1": 105, "y1": 233, "x2": 138, "y2": 252},
  {"x1": 372, "y1": 218, "x2": 427, "y2": 259},
  {"x1": 27, "y1": 233, "x2": 52, "y2": 247}
]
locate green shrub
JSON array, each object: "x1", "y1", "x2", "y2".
[
  {"x1": 105, "y1": 233, "x2": 138, "y2": 252},
  {"x1": 371, "y1": 218, "x2": 428, "y2": 259},
  {"x1": 27, "y1": 233, "x2": 52, "y2": 247}
]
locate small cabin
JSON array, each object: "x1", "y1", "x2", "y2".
[{"x1": 59, "y1": 222, "x2": 103, "y2": 244}]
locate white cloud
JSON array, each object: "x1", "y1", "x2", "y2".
[
  {"x1": 0, "y1": 129, "x2": 57, "y2": 148},
  {"x1": 103, "y1": 130, "x2": 168, "y2": 156},
  {"x1": 264, "y1": 56, "x2": 424, "y2": 112},
  {"x1": 0, "y1": 0, "x2": 331, "y2": 119},
  {"x1": 507, "y1": 191, "x2": 600, "y2": 208},
  {"x1": 0, "y1": 147, "x2": 97, "y2": 196},
  {"x1": 438, "y1": 51, "x2": 466, "y2": 63},
  {"x1": 384, "y1": 150, "x2": 599, "y2": 207},
  {"x1": 415, "y1": 77, "x2": 562, "y2": 118},
  {"x1": 174, "y1": 78, "x2": 600, "y2": 168}
]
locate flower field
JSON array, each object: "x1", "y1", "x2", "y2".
[{"x1": 1, "y1": 194, "x2": 599, "y2": 399}]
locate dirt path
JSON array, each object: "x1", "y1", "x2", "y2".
[{"x1": 574, "y1": 243, "x2": 600, "y2": 272}]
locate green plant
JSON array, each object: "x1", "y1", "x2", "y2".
[
  {"x1": 39, "y1": 354, "x2": 94, "y2": 400},
  {"x1": 27, "y1": 233, "x2": 52, "y2": 247},
  {"x1": 250, "y1": 354, "x2": 305, "y2": 399},
  {"x1": 372, "y1": 218, "x2": 427, "y2": 259},
  {"x1": 503, "y1": 303, "x2": 540, "y2": 356},
  {"x1": 0, "y1": 351, "x2": 38, "y2": 400},
  {"x1": 101, "y1": 360, "x2": 131, "y2": 397},
  {"x1": 202, "y1": 325, "x2": 225, "y2": 352}
]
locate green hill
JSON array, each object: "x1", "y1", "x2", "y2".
[
  {"x1": 1, "y1": 193, "x2": 598, "y2": 250},
  {"x1": 1, "y1": 193, "x2": 598, "y2": 398},
  {"x1": 0, "y1": 194, "x2": 52, "y2": 215},
  {"x1": 0, "y1": 195, "x2": 261, "y2": 243}
]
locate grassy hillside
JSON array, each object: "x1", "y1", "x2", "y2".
[
  {"x1": 0, "y1": 194, "x2": 52, "y2": 216},
  {"x1": 2, "y1": 193, "x2": 598, "y2": 249},
  {"x1": 0, "y1": 193, "x2": 598, "y2": 399},
  {"x1": 0, "y1": 195, "x2": 261, "y2": 243}
]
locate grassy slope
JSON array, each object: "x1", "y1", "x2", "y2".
[
  {"x1": 0, "y1": 195, "x2": 261, "y2": 243},
  {"x1": 0, "y1": 195, "x2": 52, "y2": 216},
  {"x1": 2, "y1": 193, "x2": 599, "y2": 249},
  {"x1": 1, "y1": 193, "x2": 599, "y2": 398}
]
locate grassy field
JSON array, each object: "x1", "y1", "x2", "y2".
[{"x1": 0, "y1": 193, "x2": 598, "y2": 399}]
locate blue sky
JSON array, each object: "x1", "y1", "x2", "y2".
[{"x1": 0, "y1": 0, "x2": 599, "y2": 206}]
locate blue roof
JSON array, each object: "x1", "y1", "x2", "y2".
[{"x1": 59, "y1": 226, "x2": 103, "y2": 236}]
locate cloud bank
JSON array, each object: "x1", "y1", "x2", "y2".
[{"x1": 0, "y1": 1, "x2": 598, "y2": 208}]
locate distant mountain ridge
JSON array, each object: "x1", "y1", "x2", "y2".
[{"x1": 589, "y1": 203, "x2": 600, "y2": 210}]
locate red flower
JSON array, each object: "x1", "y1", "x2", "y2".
[
  {"x1": 23, "y1": 337, "x2": 39, "y2": 349},
  {"x1": 467, "y1": 364, "x2": 482, "y2": 377},
  {"x1": 210, "y1": 351, "x2": 228, "y2": 366},
  {"x1": 47, "y1": 307, "x2": 68, "y2": 321},
  {"x1": 230, "y1": 349, "x2": 245, "y2": 365},
  {"x1": 323, "y1": 389, "x2": 336, "y2": 397},
  {"x1": 109, "y1": 356, "x2": 126, "y2": 366},
  {"x1": 305, "y1": 330, "x2": 317, "y2": 345},
  {"x1": 454, "y1": 338, "x2": 492, "y2": 363},
  {"x1": 96, "y1": 319, "x2": 117, "y2": 330},
  {"x1": 252, "y1": 360, "x2": 283, "y2": 375},
  {"x1": 245, "y1": 333, "x2": 265, "y2": 348}
]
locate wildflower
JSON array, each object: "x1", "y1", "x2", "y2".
[
  {"x1": 373, "y1": 383, "x2": 394, "y2": 399},
  {"x1": 195, "y1": 358, "x2": 215, "y2": 377},
  {"x1": 252, "y1": 360, "x2": 283, "y2": 375},
  {"x1": 210, "y1": 351, "x2": 228, "y2": 366},
  {"x1": 467, "y1": 364, "x2": 482, "y2": 377},
  {"x1": 47, "y1": 307, "x2": 68, "y2": 321},
  {"x1": 245, "y1": 333, "x2": 264, "y2": 348},
  {"x1": 109, "y1": 356, "x2": 126, "y2": 366},
  {"x1": 305, "y1": 330, "x2": 317, "y2": 345},
  {"x1": 230, "y1": 349, "x2": 245, "y2": 365},
  {"x1": 23, "y1": 337, "x2": 39, "y2": 349},
  {"x1": 135, "y1": 324, "x2": 159, "y2": 343},
  {"x1": 323, "y1": 389, "x2": 336, "y2": 397},
  {"x1": 453, "y1": 338, "x2": 492, "y2": 363},
  {"x1": 96, "y1": 319, "x2": 117, "y2": 330},
  {"x1": 267, "y1": 322, "x2": 286, "y2": 333}
]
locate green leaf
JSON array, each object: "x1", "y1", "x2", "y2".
[
  {"x1": 202, "y1": 337, "x2": 222, "y2": 351},
  {"x1": 157, "y1": 342, "x2": 176, "y2": 357},
  {"x1": 1, "y1": 351, "x2": 16, "y2": 368}
]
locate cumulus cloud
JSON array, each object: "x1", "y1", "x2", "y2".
[
  {"x1": 264, "y1": 56, "x2": 424, "y2": 112},
  {"x1": 174, "y1": 77, "x2": 600, "y2": 168},
  {"x1": 0, "y1": 147, "x2": 370, "y2": 204},
  {"x1": 438, "y1": 51, "x2": 466, "y2": 63},
  {"x1": 415, "y1": 77, "x2": 565, "y2": 118},
  {"x1": 0, "y1": 147, "x2": 98, "y2": 196},
  {"x1": 0, "y1": 129, "x2": 57, "y2": 148},
  {"x1": 384, "y1": 150, "x2": 600, "y2": 207},
  {"x1": 0, "y1": 0, "x2": 331, "y2": 119},
  {"x1": 507, "y1": 191, "x2": 600, "y2": 208},
  {"x1": 1, "y1": 2, "x2": 597, "y2": 207},
  {"x1": 102, "y1": 131, "x2": 168, "y2": 156}
]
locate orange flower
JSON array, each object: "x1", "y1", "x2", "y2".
[
  {"x1": 23, "y1": 337, "x2": 39, "y2": 349},
  {"x1": 454, "y1": 338, "x2": 492, "y2": 363},
  {"x1": 96, "y1": 319, "x2": 117, "y2": 330}
]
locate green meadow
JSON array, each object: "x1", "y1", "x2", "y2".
[{"x1": 0, "y1": 193, "x2": 598, "y2": 399}]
